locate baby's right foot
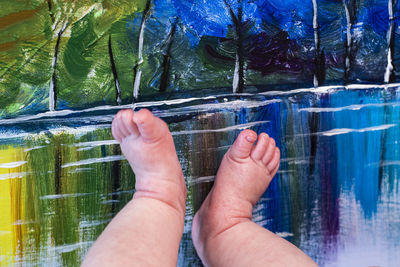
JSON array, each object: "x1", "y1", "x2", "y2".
[
  {"x1": 112, "y1": 109, "x2": 187, "y2": 214},
  {"x1": 192, "y1": 130, "x2": 280, "y2": 257}
]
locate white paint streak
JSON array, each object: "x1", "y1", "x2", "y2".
[
  {"x1": 47, "y1": 125, "x2": 111, "y2": 137},
  {"x1": 79, "y1": 219, "x2": 111, "y2": 228},
  {"x1": 49, "y1": 75, "x2": 56, "y2": 112},
  {"x1": 3, "y1": 83, "x2": 400, "y2": 127},
  {"x1": 312, "y1": 0, "x2": 319, "y2": 87},
  {"x1": 320, "y1": 124, "x2": 397, "y2": 137},
  {"x1": 0, "y1": 110, "x2": 76, "y2": 125},
  {"x1": 312, "y1": 0, "x2": 318, "y2": 29},
  {"x1": 380, "y1": 160, "x2": 400, "y2": 166},
  {"x1": 276, "y1": 232, "x2": 294, "y2": 238},
  {"x1": 62, "y1": 155, "x2": 126, "y2": 168},
  {"x1": 385, "y1": 0, "x2": 394, "y2": 83},
  {"x1": 133, "y1": 69, "x2": 142, "y2": 100},
  {"x1": 40, "y1": 192, "x2": 95, "y2": 200},
  {"x1": 52, "y1": 241, "x2": 94, "y2": 254},
  {"x1": 299, "y1": 102, "x2": 400, "y2": 113},
  {"x1": 172, "y1": 120, "x2": 269, "y2": 136},
  {"x1": 72, "y1": 140, "x2": 118, "y2": 148},
  {"x1": 343, "y1": 0, "x2": 352, "y2": 75},
  {"x1": 49, "y1": 23, "x2": 69, "y2": 112},
  {"x1": 133, "y1": 9, "x2": 148, "y2": 100},
  {"x1": 261, "y1": 83, "x2": 400, "y2": 97},
  {"x1": 24, "y1": 146, "x2": 45, "y2": 152},
  {"x1": 0, "y1": 172, "x2": 28, "y2": 180},
  {"x1": 0, "y1": 231, "x2": 12, "y2": 236},
  {"x1": 389, "y1": 0, "x2": 394, "y2": 20},
  {"x1": 385, "y1": 48, "x2": 394, "y2": 83},
  {"x1": 167, "y1": 99, "x2": 281, "y2": 113},
  {"x1": 68, "y1": 168, "x2": 93, "y2": 174},
  {"x1": 116, "y1": 77, "x2": 122, "y2": 104},
  {"x1": 233, "y1": 53, "x2": 240, "y2": 93},
  {"x1": 0, "y1": 161, "x2": 27, "y2": 169},
  {"x1": 189, "y1": 175, "x2": 215, "y2": 185}
]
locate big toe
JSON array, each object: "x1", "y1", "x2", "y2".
[
  {"x1": 228, "y1": 130, "x2": 257, "y2": 160},
  {"x1": 112, "y1": 109, "x2": 139, "y2": 142},
  {"x1": 133, "y1": 108, "x2": 169, "y2": 141}
]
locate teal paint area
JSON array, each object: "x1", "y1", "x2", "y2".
[{"x1": 0, "y1": 85, "x2": 399, "y2": 266}]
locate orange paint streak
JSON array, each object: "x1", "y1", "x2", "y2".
[
  {"x1": 0, "y1": 8, "x2": 39, "y2": 30},
  {"x1": 0, "y1": 40, "x2": 18, "y2": 51}
]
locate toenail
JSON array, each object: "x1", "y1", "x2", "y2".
[
  {"x1": 246, "y1": 135, "x2": 257, "y2": 142},
  {"x1": 270, "y1": 138, "x2": 275, "y2": 145}
]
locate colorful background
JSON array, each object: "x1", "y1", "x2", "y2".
[{"x1": 1, "y1": 1, "x2": 400, "y2": 266}]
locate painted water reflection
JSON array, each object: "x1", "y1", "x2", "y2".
[{"x1": 1, "y1": 85, "x2": 400, "y2": 266}]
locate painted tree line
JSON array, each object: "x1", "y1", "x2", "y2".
[{"x1": 0, "y1": 0, "x2": 399, "y2": 115}]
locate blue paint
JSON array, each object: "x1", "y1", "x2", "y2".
[
  {"x1": 172, "y1": 0, "x2": 261, "y2": 39},
  {"x1": 366, "y1": 0, "x2": 400, "y2": 35},
  {"x1": 255, "y1": 0, "x2": 314, "y2": 40}
]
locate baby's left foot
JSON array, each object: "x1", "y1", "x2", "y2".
[{"x1": 192, "y1": 130, "x2": 280, "y2": 258}]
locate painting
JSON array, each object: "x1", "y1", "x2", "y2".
[{"x1": 1, "y1": 0, "x2": 400, "y2": 266}]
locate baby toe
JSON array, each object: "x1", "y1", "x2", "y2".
[
  {"x1": 111, "y1": 116, "x2": 123, "y2": 142},
  {"x1": 267, "y1": 148, "x2": 280, "y2": 174},
  {"x1": 262, "y1": 137, "x2": 276, "y2": 165},
  {"x1": 251, "y1": 133, "x2": 270, "y2": 161}
]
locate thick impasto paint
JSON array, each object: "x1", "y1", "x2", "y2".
[{"x1": 1, "y1": 1, "x2": 400, "y2": 266}]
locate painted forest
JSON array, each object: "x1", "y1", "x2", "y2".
[{"x1": 1, "y1": 0, "x2": 400, "y2": 118}]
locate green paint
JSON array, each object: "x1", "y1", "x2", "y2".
[{"x1": 0, "y1": 128, "x2": 135, "y2": 266}]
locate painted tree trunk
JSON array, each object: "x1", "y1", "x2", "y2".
[
  {"x1": 49, "y1": 23, "x2": 67, "y2": 112},
  {"x1": 384, "y1": 0, "x2": 396, "y2": 83},
  {"x1": 108, "y1": 34, "x2": 122, "y2": 105},
  {"x1": 342, "y1": 0, "x2": 358, "y2": 84},
  {"x1": 224, "y1": 0, "x2": 245, "y2": 93},
  {"x1": 47, "y1": 0, "x2": 54, "y2": 23},
  {"x1": 133, "y1": 0, "x2": 152, "y2": 101},
  {"x1": 343, "y1": 0, "x2": 352, "y2": 84},
  {"x1": 312, "y1": 0, "x2": 325, "y2": 87},
  {"x1": 160, "y1": 20, "x2": 178, "y2": 92}
]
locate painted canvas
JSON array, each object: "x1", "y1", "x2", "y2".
[{"x1": 1, "y1": 0, "x2": 400, "y2": 266}]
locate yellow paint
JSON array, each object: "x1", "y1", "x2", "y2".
[{"x1": 0, "y1": 146, "x2": 25, "y2": 266}]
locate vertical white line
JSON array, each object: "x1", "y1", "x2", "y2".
[
  {"x1": 133, "y1": 12, "x2": 147, "y2": 100},
  {"x1": 384, "y1": 0, "x2": 394, "y2": 83},
  {"x1": 233, "y1": 53, "x2": 240, "y2": 93},
  {"x1": 312, "y1": 0, "x2": 319, "y2": 87},
  {"x1": 49, "y1": 22, "x2": 68, "y2": 112}
]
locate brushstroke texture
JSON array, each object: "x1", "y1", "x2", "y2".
[
  {"x1": 108, "y1": 34, "x2": 122, "y2": 105},
  {"x1": 1, "y1": 85, "x2": 400, "y2": 266},
  {"x1": 2, "y1": 1, "x2": 400, "y2": 118},
  {"x1": 133, "y1": 0, "x2": 152, "y2": 100}
]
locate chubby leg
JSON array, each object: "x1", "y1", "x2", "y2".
[
  {"x1": 192, "y1": 130, "x2": 316, "y2": 267},
  {"x1": 82, "y1": 109, "x2": 187, "y2": 267}
]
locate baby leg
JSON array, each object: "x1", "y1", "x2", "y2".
[
  {"x1": 192, "y1": 130, "x2": 316, "y2": 267},
  {"x1": 83, "y1": 109, "x2": 187, "y2": 267}
]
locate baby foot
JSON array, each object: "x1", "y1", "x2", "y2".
[
  {"x1": 192, "y1": 130, "x2": 280, "y2": 257},
  {"x1": 112, "y1": 109, "x2": 187, "y2": 213}
]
